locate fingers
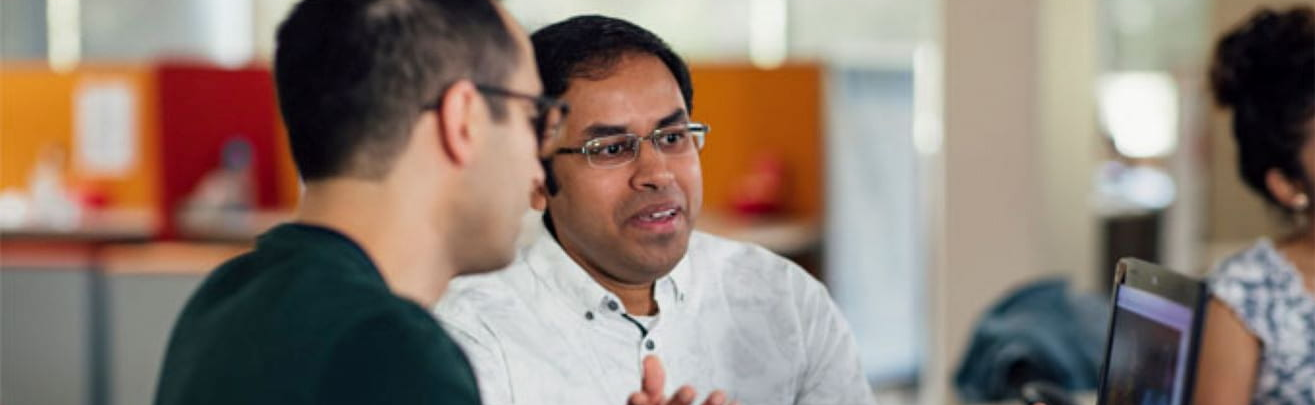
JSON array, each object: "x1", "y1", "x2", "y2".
[
  {"x1": 664, "y1": 386, "x2": 696, "y2": 405},
  {"x1": 628, "y1": 392, "x2": 653, "y2": 405},
  {"x1": 632, "y1": 356, "x2": 738, "y2": 405},
  {"x1": 641, "y1": 355, "x2": 666, "y2": 398},
  {"x1": 700, "y1": 390, "x2": 727, "y2": 405}
]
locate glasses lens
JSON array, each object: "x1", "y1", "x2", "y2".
[
  {"x1": 585, "y1": 135, "x2": 638, "y2": 167},
  {"x1": 653, "y1": 127, "x2": 696, "y2": 155},
  {"x1": 532, "y1": 101, "x2": 568, "y2": 145},
  {"x1": 688, "y1": 124, "x2": 707, "y2": 151}
]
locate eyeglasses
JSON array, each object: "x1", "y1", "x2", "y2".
[
  {"x1": 554, "y1": 122, "x2": 709, "y2": 168},
  {"x1": 476, "y1": 85, "x2": 570, "y2": 145},
  {"x1": 422, "y1": 84, "x2": 570, "y2": 146}
]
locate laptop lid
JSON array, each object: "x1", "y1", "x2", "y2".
[{"x1": 1096, "y1": 258, "x2": 1209, "y2": 405}]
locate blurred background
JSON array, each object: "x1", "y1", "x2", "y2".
[{"x1": 1, "y1": 0, "x2": 1309, "y2": 404}]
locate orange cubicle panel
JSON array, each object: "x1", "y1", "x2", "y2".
[
  {"x1": 689, "y1": 63, "x2": 823, "y2": 220},
  {"x1": 274, "y1": 118, "x2": 300, "y2": 209},
  {"x1": 4, "y1": 62, "x2": 818, "y2": 236},
  {"x1": 0, "y1": 63, "x2": 161, "y2": 212},
  {"x1": 2, "y1": 63, "x2": 300, "y2": 239}
]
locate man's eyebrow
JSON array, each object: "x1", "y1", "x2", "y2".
[
  {"x1": 655, "y1": 109, "x2": 689, "y2": 129},
  {"x1": 581, "y1": 109, "x2": 688, "y2": 139},
  {"x1": 582, "y1": 124, "x2": 630, "y2": 139}
]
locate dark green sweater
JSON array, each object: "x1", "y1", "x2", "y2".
[{"x1": 155, "y1": 224, "x2": 480, "y2": 405}]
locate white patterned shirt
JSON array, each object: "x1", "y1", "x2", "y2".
[
  {"x1": 435, "y1": 222, "x2": 875, "y2": 405},
  {"x1": 1208, "y1": 238, "x2": 1315, "y2": 403}
]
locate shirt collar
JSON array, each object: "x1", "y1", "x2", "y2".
[{"x1": 524, "y1": 219, "x2": 693, "y2": 315}]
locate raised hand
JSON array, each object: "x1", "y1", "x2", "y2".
[{"x1": 626, "y1": 355, "x2": 738, "y2": 405}]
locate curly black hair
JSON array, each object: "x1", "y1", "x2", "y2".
[{"x1": 1210, "y1": 6, "x2": 1315, "y2": 211}]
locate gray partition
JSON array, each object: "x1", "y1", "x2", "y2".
[
  {"x1": 1, "y1": 269, "x2": 96, "y2": 405},
  {"x1": 105, "y1": 274, "x2": 204, "y2": 405}
]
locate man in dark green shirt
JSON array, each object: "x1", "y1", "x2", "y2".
[
  {"x1": 155, "y1": 224, "x2": 483, "y2": 404},
  {"x1": 153, "y1": 0, "x2": 563, "y2": 403}
]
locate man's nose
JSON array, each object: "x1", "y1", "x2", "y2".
[{"x1": 630, "y1": 142, "x2": 674, "y2": 191}]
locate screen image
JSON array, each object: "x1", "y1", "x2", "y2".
[{"x1": 1102, "y1": 285, "x2": 1194, "y2": 405}]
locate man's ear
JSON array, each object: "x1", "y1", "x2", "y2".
[{"x1": 437, "y1": 80, "x2": 481, "y2": 166}]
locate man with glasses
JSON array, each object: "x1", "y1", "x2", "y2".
[
  {"x1": 154, "y1": 0, "x2": 563, "y2": 403},
  {"x1": 436, "y1": 15, "x2": 875, "y2": 405}
]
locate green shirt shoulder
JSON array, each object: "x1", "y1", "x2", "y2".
[{"x1": 154, "y1": 224, "x2": 479, "y2": 405}]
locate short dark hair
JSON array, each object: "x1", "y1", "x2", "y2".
[
  {"x1": 531, "y1": 15, "x2": 693, "y2": 112},
  {"x1": 275, "y1": 0, "x2": 517, "y2": 181},
  {"x1": 530, "y1": 15, "x2": 693, "y2": 194},
  {"x1": 1210, "y1": 6, "x2": 1315, "y2": 211}
]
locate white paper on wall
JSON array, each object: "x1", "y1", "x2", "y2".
[{"x1": 74, "y1": 80, "x2": 138, "y2": 176}]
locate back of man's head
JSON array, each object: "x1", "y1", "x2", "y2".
[{"x1": 275, "y1": 0, "x2": 517, "y2": 182}]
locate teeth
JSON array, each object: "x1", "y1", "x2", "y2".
[{"x1": 646, "y1": 209, "x2": 677, "y2": 219}]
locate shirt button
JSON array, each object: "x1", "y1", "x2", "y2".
[
  {"x1": 607, "y1": 300, "x2": 620, "y2": 311},
  {"x1": 585, "y1": 311, "x2": 594, "y2": 321},
  {"x1": 645, "y1": 340, "x2": 656, "y2": 351}
]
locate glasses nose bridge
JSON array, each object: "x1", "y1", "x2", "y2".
[
  {"x1": 628, "y1": 132, "x2": 670, "y2": 167},
  {"x1": 627, "y1": 136, "x2": 675, "y2": 190},
  {"x1": 637, "y1": 132, "x2": 659, "y2": 151}
]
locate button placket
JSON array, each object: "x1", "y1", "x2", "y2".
[{"x1": 637, "y1": 336, "x2": 658, "y2": 363}]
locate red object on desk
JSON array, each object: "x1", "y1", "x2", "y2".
[{"x1": 730, "y1": 153, "x2": 788, "y2": 217}]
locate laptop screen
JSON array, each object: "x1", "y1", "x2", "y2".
[{"x1": 1101, "y1": 284, "x2": 1195, "y2": 405}]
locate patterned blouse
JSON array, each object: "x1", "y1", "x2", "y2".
[{"x1": 1209, "y1": 238, "x2": 1315, "y2": 403}]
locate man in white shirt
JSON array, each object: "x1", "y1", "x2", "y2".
[{"x1": 436, "y1": 15, "x2": 875, "y2": 405}]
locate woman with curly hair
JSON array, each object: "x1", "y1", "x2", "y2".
[{"x1": 1197, "y1": 5, "x2": 1315, "y2": 403}]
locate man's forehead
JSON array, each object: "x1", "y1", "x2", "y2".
[
  {"x1": 492, "y1": 2, "x2": 540, "y2": 91},
  {"x1": 563, "y1": 54, "x2": 679, "y2": 98},
  {"x1": 577, "y1": 109, "x2": 687, "y2": 137},
  {"x1": 554, "y1": 55, "x2": 686, "y2": 139},
  {"x1": 511, "y1": 60, "x2": 542, "y2": 92},
  {"x1": 561, "y1": 83, "x2": 684, "y2": 125}
]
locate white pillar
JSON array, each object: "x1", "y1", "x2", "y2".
[{"x1": 922, "y1": 0, "x2": 1098, "y2": 403}]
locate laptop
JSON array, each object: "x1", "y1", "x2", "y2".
[{"x1": 1096, "y1": 258, "x2": 1209, "y2": 405}]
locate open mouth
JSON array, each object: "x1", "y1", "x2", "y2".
[
  {"x1": 629, "y1": 204, "x2": 683, "y2": 230},
  {"x1": 639, "y1": 207, "x2": 678, "y2": 221}
]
